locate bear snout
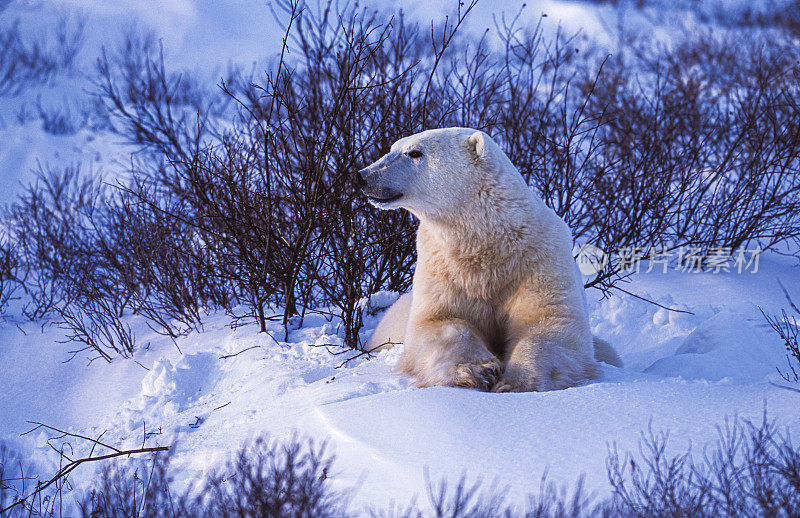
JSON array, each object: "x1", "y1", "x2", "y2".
[
  {"x1": 356, "y1": 165, "x2": 404, "y2": 204},
  {"x1": 353, "y1": 168, "x2": 369, "y2": 187}
]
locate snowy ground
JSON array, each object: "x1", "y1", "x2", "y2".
[
  {"x1": 2, "y1": 254, "x2": 799, "y2": 512},
  {"x1": 2, "y1": 0, "x2": 800, "y2": 514}
]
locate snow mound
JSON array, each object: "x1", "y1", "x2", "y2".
[
  {"x1": 141, "y1": 353, "x2": 220, "y2": 411},
  {"x1": 319, "y1": 380, "x2": 800, "y2": 510},
  {"x1": 590, "y1": 291, "x2": 716, "y2": 370},
  {"x1": 644, "y1": 308, "x2": 783, "y2": 383}
]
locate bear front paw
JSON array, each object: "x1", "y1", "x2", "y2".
[
  {"x1": 451, "y1": 358, "x2": 502, "y2": 391},
  {"x1": 490, "y1": 379, "x2": 514, "y2": 393}
]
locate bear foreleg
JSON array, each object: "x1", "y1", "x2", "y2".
[
  {"x1": 398, "y1": 319, "x2": 502, "y2": 390},
  {"x1": 496, "y1": 331, "x2": 599, "y2": 392}
]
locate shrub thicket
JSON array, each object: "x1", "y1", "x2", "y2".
[{"x1": 3, "y1": 0, "x2": 800, "y2": 357}]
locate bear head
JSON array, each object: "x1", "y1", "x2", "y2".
[{"x1": 355, "y1": 127, "x2": 505, "y2": 221}]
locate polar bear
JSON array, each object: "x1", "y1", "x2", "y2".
[{"x1": 356, "y1": 127, "x2": 621, "y2": 392}]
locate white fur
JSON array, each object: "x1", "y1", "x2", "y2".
[
  {"x1": 367, "y1": 292, "x2": 412, "y2": 350},
  {"x1": 361, "y1": 128, "x2": 620, "y2": 391},
  {"x1": 368, "y1": 295, "x2": 623, "y2": 369}
]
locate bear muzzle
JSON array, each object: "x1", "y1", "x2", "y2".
[
  {"x1": 353, "y1": 168, "x2": 369, "y2": 187},
  {"x1": 355, "y1": 168, "x2": 403, "y2": 204}
]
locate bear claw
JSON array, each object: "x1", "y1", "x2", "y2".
[
  {"x1": 452, "y1": 358, "x2": 502, "y2": 391},
  {"x1": 491, "y1": 380, "x2": 513, "y2": 393}
]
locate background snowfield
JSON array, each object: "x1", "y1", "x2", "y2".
[{"x1": 2, "y1": 0, "x2": 800, "y2": 514}]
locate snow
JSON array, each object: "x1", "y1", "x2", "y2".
[
  {"x1": 0, "y1": 123, "x2": 130, "y2": 205},
  {"x1": 2, "y1": 0, "x2": 800, "y2": 514},
  {"x1": 2, "y1": 256, "x2": 799, "y2": 512},
  {"x1": 321, "y1": 380, "x2": 799, "y2": 505},
  {"x1": 645, "y1": 309, "x2": 781, "y2": 382}
]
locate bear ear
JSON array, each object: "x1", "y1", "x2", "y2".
[{"x1": 468, "y1": 131, "x2": 488, "y2": 160}]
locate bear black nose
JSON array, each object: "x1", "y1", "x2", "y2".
[{"x1": 353, "y1": 168, "x2": 368, "y2": 187}]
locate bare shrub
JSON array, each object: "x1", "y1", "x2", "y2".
[
  {"x1": 35, "y1": 97, "x2": 88, "y2": 135},
  {"x1": 0, "y1": 443, "x2": 27, "y2": 516},
  {"x1": 419, "y1": 473, "x2": 508, "y2": 518},
  {"x1": 93, "y1": 26, "x2": 226, "y2": 160},
  {"x1": 77, "y1": 436, "x2": 342, "y2": 518},
  {"x1": 394, "y1": 473, "x2": 601, "y2": 517},
  {"x1": 57, "y1": 299, "x2": 137, "y2": 362},
  {"x1": 0, "y1": 422, "x2": 170, "y2": 517},
  {"x1": 106, "y1": 186, "x2": 225, "y2": 338},
  {"x1": 7, "y1": 164, "x2": 103, "y2": 321},
  {"x1": 0, "y1": 12, "x2": 85, "y2": 97},
  {"x1": 762, "y1": 281, "x2": 800, "y2": 382},
  {"x1": 77, "y1": 453, "x2": 182, "y2": 518},
  {"x1": 607, "y1": 426, "x2": 709, "y2": 516},
  {"x1": 106, "y1": 1, "x2": 445, "y2": 344},
  {"x1": 495, "y1": 27, "x2": 800, "y2": 292},
  {"x1": 7, "y1": 413, "x2": 798, "y2": 516},
  {"x1": 0, "y1": 234, "x2": 21, "y2": 318},
  {"x1": 261, "y1": 1, "x2": 428, "y2": 343},
  {"x1": 7, "y1": 164, "x2": 211, "y2": 360},
  {"x1": 122, "y1": 131, "x2": 299, "y2": 335},
  {"x1": 198, "y1": 436, "x2": 343, "y2": 517},
  {"x1": 607, "y1": 413, "x2": 800, "y2": 516},
  {"x1": 0, "y1": 441, "x2": 73, "y2": 518},
  {"x1": 6, "y1": 165, "x2": 140, "y2": 360},
  {"x1": 587, "y1": 0, "x2": 800, "y2": 34}
]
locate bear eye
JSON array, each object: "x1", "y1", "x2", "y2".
[{"x1": 407, "y1": 150, "x2": 423, "y2": 159}]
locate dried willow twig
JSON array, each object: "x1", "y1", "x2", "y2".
[{"x1": 0, "y1": 421, "x2": 169, "y2": 515}]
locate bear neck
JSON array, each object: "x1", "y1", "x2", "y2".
[{"x1": 419, "y1": 176, "x2": 546, "y2": 253}]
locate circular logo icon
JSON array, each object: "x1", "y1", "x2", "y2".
[{"x1": 576, "y1": 243, "x2": 608, "y2": 276}]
